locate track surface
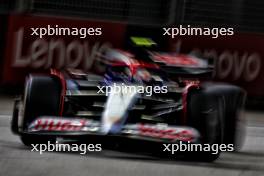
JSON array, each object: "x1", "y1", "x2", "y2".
[{"x1": 1, "y1": 95, "x2": 264, "y2": 176}]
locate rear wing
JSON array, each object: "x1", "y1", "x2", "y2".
[
  {"x1": 129, "y1": 36, "x2": 214, "y2": 78},
  {"x1": 150, "y1": 52, "x2": 214, "y2": 78}
]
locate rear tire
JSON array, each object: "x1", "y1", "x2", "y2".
[{"x1": 20, "y1": 75, "x2": 61, "y2": 146}]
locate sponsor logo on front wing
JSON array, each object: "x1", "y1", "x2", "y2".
[
  {"x1": 29, "y1": 117, "x2": 198, "y2": 142},
  {"x1": 122, "y1": 124, "x2": 199, "y2": 142},
  {"x1": 28, "y1": 117, "x2": 100, "y2": 132}
]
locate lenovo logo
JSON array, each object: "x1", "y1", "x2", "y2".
[{"x1": 12, "y1": 28, "x2": 111, "y2": 70}]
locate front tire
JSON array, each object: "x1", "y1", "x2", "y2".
[
  {"x1": 20, "y1": 75, "x2": 61, "y2": 146},
  {"x1": 201, "y1": 83, "x2": 246, "y2": 150},
  {"x1": 187, "y1": 89, "x2": 224, "y2": 162}
]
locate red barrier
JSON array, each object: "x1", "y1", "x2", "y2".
[
  {"x1": 168, "y1": 34, "x2": 264, "y2": 97},
  {"x1": 2, "y1": 14, "x2": 264, "y2": 97},
  {"x1": 2, "y1": 15, "x2": 127, "y2": 84}
]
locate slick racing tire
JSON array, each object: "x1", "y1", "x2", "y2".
[
  {"x1": 11, "y1": 99, "x2": 20, "y2": 135},
  {"x1": 20, "y1": 75, "x2": 61, "y2": 146},
  {"x1": 201, "y1": 83, "x2": 246, "y2": 151},
  {"x1": 187, "y1": 89, "x2": 224, "y2": 162}
]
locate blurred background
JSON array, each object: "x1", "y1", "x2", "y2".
[
  {"x1": 0, "y1": 1, "x2": 264, "y2": 176},
  {"x1": 0, "y1": 0, "x2": 263, "y2": 103}
]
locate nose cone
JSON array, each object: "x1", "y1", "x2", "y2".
[{"x1": 101, "y1": 83, "x2": 139, "y2": 134}]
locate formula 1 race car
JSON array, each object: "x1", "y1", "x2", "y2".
[{"x1": 11, "y1": 37, "x2": 246, "y2": 161}]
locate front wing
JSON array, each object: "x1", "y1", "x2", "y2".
[{"x1": 20, "y1": 116, "x2": 200, "y2": 143}]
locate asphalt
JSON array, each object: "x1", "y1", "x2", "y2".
[{"x1": 1, "y1": 95, "x2": 264, "y2": 176}]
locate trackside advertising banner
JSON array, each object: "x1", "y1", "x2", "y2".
[
  {"x1": 168, "y1": 35, "x2": 264, "y2": 97},
  {"x1": 2, "y1": 14, "x2": 264, "y2": 97},
  {"x1": 2, "y1": 15, "x2": 127, "y2": 84}
]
